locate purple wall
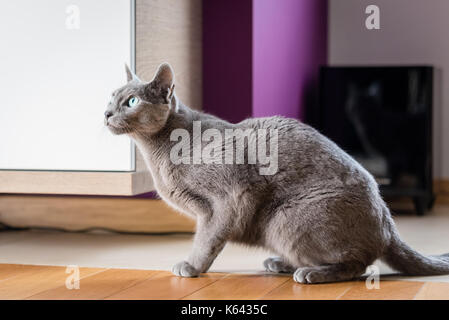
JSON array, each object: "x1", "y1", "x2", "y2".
[
  {"x1": 203, "y1": 0, "x2": 327, "y2": 122},
  {"x1": 202, "y1": 0, "x2": 253, "y2": 123},
  {"x1": 253, "y1": 0, "x2": 327, "y2": 119}
]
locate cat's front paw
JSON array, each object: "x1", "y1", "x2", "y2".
[{"x1": 172, "y1": 261, "x2": 200, "y2": 277}]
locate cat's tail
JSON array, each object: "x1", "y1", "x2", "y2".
[{"x1": 382, "y1": 220, "x2": 449, "y2": 276}]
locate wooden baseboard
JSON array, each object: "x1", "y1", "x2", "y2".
[
  {"x1": 0, "y1": 195, "x2": 195, "y2": 233},
  {"x1": 435, "y1": 179, "x2": 449, "y2": 204}
]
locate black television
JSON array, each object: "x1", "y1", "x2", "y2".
[{"x1": 313, "y1": 66, "x2": 434, "y2": 214}]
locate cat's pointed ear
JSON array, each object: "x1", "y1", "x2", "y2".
[
  {"x1": 148, "y1": 63, "x2": 175, "y2": 104},
  {"x1": 152, "y1": 62, "x2": 175, "y2": 91},
  {"x1": 125, "y1": 64, "x2": 140, "y2": 82}
]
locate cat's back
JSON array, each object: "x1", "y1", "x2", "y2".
[
  {"x1": 237, "y1": 115, "x2": 338, "y2": 161},
  {"x1": 237, "y1": 115, "x2": 378, "y2": 193},
  {"x1": 237, "y1": 115, "x2": 321, "y2": 146}
]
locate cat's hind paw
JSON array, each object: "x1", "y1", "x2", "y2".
[
  {"x1": 172, "y1": 261, "x2": 200, "y2": 277},
  {"x1": 293, "y1": 267, "x2": 324, "y2": 284},
  {"x1": 293, "y1": 264, "x2": 365, "y2": 284},
  {"x1": 263, "y1": 257, "x2": 295, "y2": 273}
]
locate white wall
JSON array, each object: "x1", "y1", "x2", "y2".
[{"x1": 329, "y1": 0, "x2": 448, "y2": 178}]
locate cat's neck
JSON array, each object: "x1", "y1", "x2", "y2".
[
  {"x1": 129, "y1": 97, "x2": 196, "y2": 168},
  {"x1": 130, "y1": 96, "x2": 231, "y2": 170},
  {"x1": 129, "y1": 97, "x2": 233, "y2": 193}
]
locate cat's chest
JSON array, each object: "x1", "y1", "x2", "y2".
[{"x1": 150, "y1": 164, "x2": 197, "y2": 218}]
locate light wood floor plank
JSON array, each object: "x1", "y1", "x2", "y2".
[
  {"x1": 339, "y1": 280, "x2": 425, "y2": 300},
  {"x1": 0, "y1": 264, "x2": 48, "y2": 282},
  {"x1": 0, "y1": 264, "x2": 447, "y2": 300},
  {"x1": 0, "y1": 265, "x2": 105, "y2": 299},
  {"x1": 106, "y1": 271, "x2": 226, "y2": 300},
  {"x1": 414, "y1": 282, "x2": 449, "y2": 300},
  {"x1": 27, "y1": 269, "x2": 159, "y2": 300},
  {"x1": 261, "y1": 279, "x2": 354, "y2": 300},
  {"x1": 183, "y1": 274, "x2": 290, "y2": 300}
]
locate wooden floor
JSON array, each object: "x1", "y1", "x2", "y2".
[{"x1": 0, "y1": 264, "x2": 448, "y2": 300}]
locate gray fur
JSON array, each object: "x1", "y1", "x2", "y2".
[
  {"x1": 264, "y1": 257, "x2": 295, "y2": 273},
  {"x1": 105, "y1": 63, "x2": 449, "y2": 283}
]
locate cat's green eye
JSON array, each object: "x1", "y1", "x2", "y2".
[{"x1": 128, "y1": 96, "x2": 139, "y2": 108}]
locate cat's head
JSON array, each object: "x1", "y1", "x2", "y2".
[{"x1": 104, "y1": 63, "x2": 176, "y2": 136}]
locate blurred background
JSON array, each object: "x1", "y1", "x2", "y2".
[{"x1": 203, "y1": 0, "x2": 448, "y2": 215}]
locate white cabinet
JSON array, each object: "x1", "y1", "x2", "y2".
[
  {"x1": 0, "y1": 0, "x2": 202, "y2": 196},
  {"x1": 0, "y1": 0, "x2": 134, "y2": 172}
]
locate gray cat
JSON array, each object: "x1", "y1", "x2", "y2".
[{"x1": 104, "y1": 63, "x2": 449, "y2": 284}]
